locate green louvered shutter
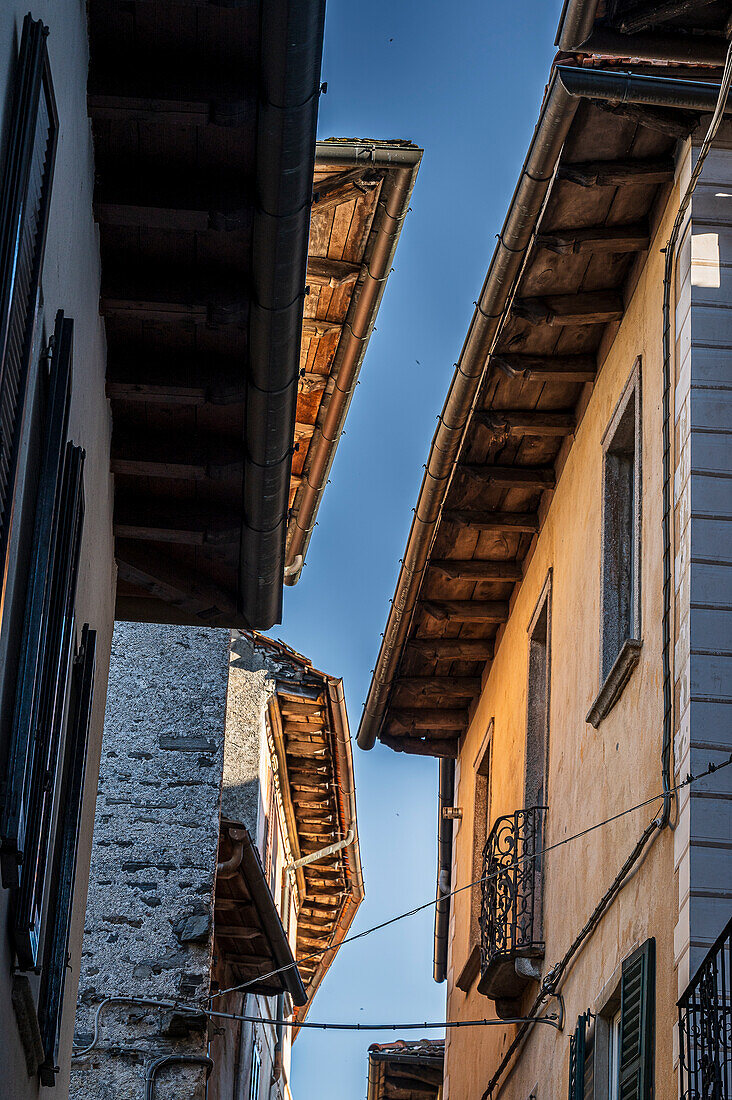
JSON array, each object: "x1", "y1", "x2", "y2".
[
  {"x1": 619, "y1": 939, "x2": 655, "y2": 1100},
  {"x1": 569, "y1": 1012, "x2": 587, "y2": 1100}
]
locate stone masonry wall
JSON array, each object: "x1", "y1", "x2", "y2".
[{"x1": 70, "y1": 622, "x2": 231, "y2": 1100}]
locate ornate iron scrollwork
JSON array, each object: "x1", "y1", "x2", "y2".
[
  {"x1": 678, "y1": 915, "x2": 731, "y2": 1100},
  {"x1": 480, "y1": 806, "x2": 546, "y2": 975}
]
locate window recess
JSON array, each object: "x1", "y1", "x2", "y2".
[
  {"x1": 0, "y1": 313, "x2": 85, "y2": 969},
  {"x1": 456, "y1": 723, "x2": 492, "y2": 993},
  {"x1": 478, "y1": 574, "x2": 551, "y2": 1015},
  {"x1": 588, "y1": 361, "x2": 642, "y2": 728},
  {"x1": 570, "y1": 938, "x2": 655, "y2": 1100},
  {"x1": 0, "y1": 13, "x2": 58, "y2": 571}
]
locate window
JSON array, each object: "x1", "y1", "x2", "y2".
[
  {"x1": 456, "y1": 723, "x2": 492, "y2": 992},
  {"x1": 608, "y1": 1009, "x2": 621, "y2": 1100},
  {"x1": 569, "y1": 939, "x2": 655, "y2": 1100},
  {"x1": 249, "y1": 1042, "x2": 261, "y2": 1100},
  {"x1": 0, "y1": 13, "x2": 58, "y2": 568},
  {"x1": 525, "y1": 572, "x2": 551, "y2": 811},
  {"x1": 588, "y1": 362, "x2": 642, "y2": 727}
]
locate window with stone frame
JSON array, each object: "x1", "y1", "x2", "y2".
[
  {"x1": 569, "y1": 938, "x2": 655, "y2": 1100},
  {"x1": 456, "y1": 721, "x2": 492, "y2": 992},
  {"x1": 588, "y1": 361, "x2": 643, "y2": 728}
]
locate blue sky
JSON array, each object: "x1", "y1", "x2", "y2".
[{"x1": 279, "y1": 2, "x2": 565, "y2": 1096}]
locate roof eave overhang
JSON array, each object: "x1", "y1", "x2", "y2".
[
  {"x1": 357, "y1": 59, "x2": 732, "y2": 755},
  {"x1": 283, "y1": 141, "x2": 423, "y2": 585}
]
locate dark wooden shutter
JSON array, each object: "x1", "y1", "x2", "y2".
[
  {"x1": 583, "y1": 1015, "x2": 595, "y2": 1100},
  {"x1": 1, "y1": 312, "x2": 73, "y2": 886},
  {"x1": 619, "y1": 939, "x2": 655, "y2": 1100},
  {"x1": 37, "y1": 624, "x2": 96, "y2": 1086},
  {"x1": 0, "y1": 14, "x2": 58, "y2": 564},
  {"x1": 569, "y1": 1012, "x2": 588, "y2": 1100},
  {"x1": 0, "y1": 315, "x2": 86, "y2": 966}
]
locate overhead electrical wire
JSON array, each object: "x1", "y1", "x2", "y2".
[
  {"x1": 209, "y1": 752, "x2": 731, "y2": 999},
  {"x1": 72, "y1": 752, "x2": 730, "y2": 1059}
]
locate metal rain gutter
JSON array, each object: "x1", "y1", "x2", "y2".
[
  {"x1": 240, "y1": 0, "x2": 326, "y2": 629},
  {"x1": 433, "y1": 758, "x2": 455, "y2": 984},
  {"x1": 556, "y1": 64, "x2": 732, "y2": 111},
  {"x1": 356, "y1": 69, "x2": 580, "y2": 750},
  {"x1": 284, "y1": 142, "x2": 422, "y2": 584},
  {"x1": 555, "y1": 0, "x2": 601, "y2": 51}
]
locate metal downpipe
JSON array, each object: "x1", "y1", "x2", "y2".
[{"x1": 433, "y1": 757, "x2": 455, "y2": 984}]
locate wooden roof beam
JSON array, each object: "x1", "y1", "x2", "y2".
[
  {"x1": 114, "y1": 499, "x2": 238, "y2": 546},
  {"x1": 306, "y1": 256, "x2": 361, "y2": 287},
  {"x1": 302, "y1": 318, "x2": 343, "y2": 337},
  {"x1": 618, "y1": 0, "x2": 715, "y2": 33},
  {"x1": 597, "y1": 101, "x2": 699, "y2": 141},
  {"x1": 535, "y1": 224, "x2": 650, "y2": 255},
  {"x1": 380, "y1": 734, "x2": 458, "y2": 759},
  {"x1": 311, "y1": 166, "x2": 380, "y2": 212},
  {"x1": 557, "y1": 157, "x2": 674, "y2": 188},
  {"x1": 443, "y1": 510, "x2": 540, "y2": 533},
  {"x1": 513, "y1": 292, "x2": 624, "y2": 326},
  {"x1": 476, "y1": 410, "x2": 575, "y2": 437},
  {"x1": 457, "y1": 464, "x2": 555, "y2": 490},
  {"x1": 101, "y1": 288, "x2": 248, "y2": 326},
  {"x1": 429, "y1": 560, "x2": 522, "y2": 582},
  {"x1": 214, "y1": 926, "x2": 260, "y2": 941},
  {"x1": 423, "y1": 600, "x2": 509, "y2": 623},
  {"x1": 492, "y1": 353, "x2": 596, "y2": 382},
  {"x1": 395, "y1": 677, "x2": 482, "y2": 697},
  {"x1": 111, "y1": 433, "x2": 244, "y2": 482},
  {"x1": 116, "y1": 543, "x2": 239, "y2": 624},
  {"x1": 106, "y1": 356, "x2": 246, "y2": 407},
  {"x1": 406, "y1": 637, "x2": 495, "y2": 659},
  {"x1": 389, "y1": 709, "x2": 468, "y2": 731},
  {"x1": 88, "y1": 91, "x2": 255, "y2": 129}
]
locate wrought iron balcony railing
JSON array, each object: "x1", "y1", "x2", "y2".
[
  {"x1": 478, "y1": 805, "x2": 546, "y2": 1008},
  {"x1": 678, "y1": 914, "x2": 732, "y2": 1100}
]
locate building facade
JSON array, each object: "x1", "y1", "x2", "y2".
[
  {"x1": 0, "y1": 0, "x2": 329, "y2": 1093},
  {"x1": 0, "y1": 0, "x2": 419, "y2": 1092},
  {"x1": 358, "y1": 3, "x2": 732, "y2": 1099},
  {"x1": 70, "y1": 624, "x2": 363, "y2": 1100}
]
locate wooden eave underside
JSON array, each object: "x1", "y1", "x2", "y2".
[
  {"x1": 214, "y1": 830, "x2": 294, "y2": 1000},
  {"x1": 602, "y1": 0, "x2": 732, "y2": 36},
  {"x1": 90, "y1": 1, "x2": 390, "y2": 628},
  {"x1": 270, "y1": 681, "x2": 352, "y2": 1008},
  {"x1": 369, "y1": 1054, "x2": 444, "y2": 1100},
  {"x1": 89, "y1": 0, "x2": 261, "y2": 627},
  {"x1": 286, "y1": 158, "x2": 395, "y2": 550},
  {"x1": 377, "y1": 92, "x2": 691, "y2": 758}
]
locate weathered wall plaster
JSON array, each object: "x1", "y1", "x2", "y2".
[{"x1": 70, "y1": 623, "x2": 230, "y2": 1100}]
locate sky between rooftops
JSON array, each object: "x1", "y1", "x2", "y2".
[{"x1": 280, "y1": 2, "x2": 564, "y2": 1096}]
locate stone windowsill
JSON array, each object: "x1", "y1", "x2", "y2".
[
  {"x1": 455, "y1": 943, "x2": 481, "y2": 993},
  {"x1": 586, "y1": 639, "x2": 643, "y2": 729}
]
